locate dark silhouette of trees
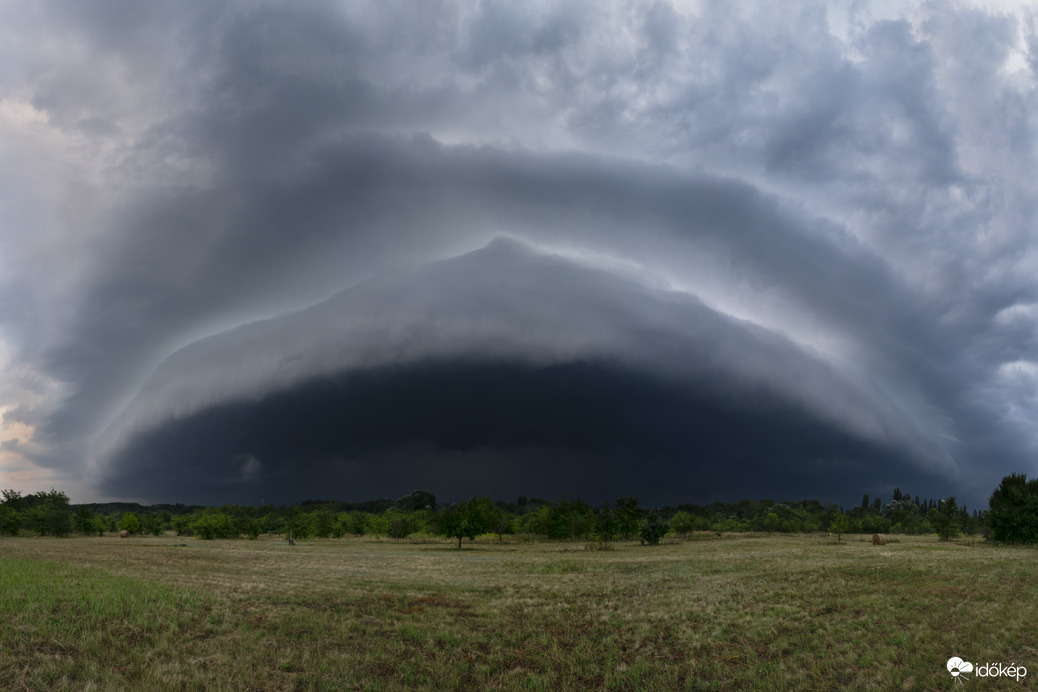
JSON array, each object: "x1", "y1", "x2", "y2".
[
  {"x1": 436, "y1": 497, "x2": 496, "y2": 548},
  {"x1": 989, "y1": 474, "x2": 1038, "y2": 544},
  {"x1": 928, "y1": 497, "x2": 961, "y2": 541}
]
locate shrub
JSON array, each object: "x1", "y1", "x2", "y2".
[
  {"x1": 387, "y1": 515, "x2": 413, "y2": 539},
  {"x1": 0, "y1": 506, "x2": 21, "y2": 536},
  {"x1": 118, "y1": 512, "x2": 142, "y2": 536},
  {"x1": 640, "y1": 509, "x2": 668, "y2": 546}
]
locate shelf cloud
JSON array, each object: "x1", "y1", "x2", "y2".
[{"x1": 1, "y1": 1, "x2": 1036, "y2": 506}]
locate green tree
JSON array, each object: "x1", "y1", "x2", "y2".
[
  {"x1": 0, "y1": 506, "x2": 21, "y2": 535},
  {"x1": 285, "y1": 513, "x2": 313, "y2": 541},
  {"x1": 829, "y1": 512, "x2": 849, "y2": 542},
  {"x1": 614, "y1": 496, "x2": 642, "y2": 538},
  {"x1": 311, "y1": 509, "x2": 335, "y2": 538},
  {"x1": 364, "y1": 513, "x2": 389, "y2": 537},
  {"x1": 385, "y1": 511, "x2": 414, "y2": 539},
  {"x1": 762, "y1": 512, "x2": 780, "y2": 533},
  {"x1": 640, "y1": 509, "x2": 668, "y2": 546},
  {"x1": 31, "y1": 490, "x2": 73, "y2": 537},
  {"x1": 593, "y1": 504, "x2": 618, "y2": 548},
  {"x1": 344, "y1": 511, "x2": 368, "y2": 536},
  {"x1": 989, "y1": 474, "x2": 1038, "y2": 544},
  {"x1": 436, "y1": 498, "x2": 495, "y2": 548},
  {"x1": 1, "y1": 489, "x2": 23, "y2": 509},
  {"x1": 669, "y1": 510, "x2": 696, "y2": 538},
  {"x1": 490, "y1": 507, "x2": 514, "y2": 543},
  {"x1": 262, "y1": 514, "x2": 285, "y2": 536},
  {"x1": 142, "y1": 513, "x2": 164, "y2": 536},
  {"x1": 73, "y1": 507, "x2": 97, "y2": 535},
  {"x1": 929, "y1": 497, "x2": 961, "y2": 541},
  {"x1": 192, "y1": 512, "x2": 235, "y2": 539},
  {"x1": 171, "y1": 515, "x2": 192, "y2": 536},
  {"x1": 119, "y1": 512, "x2": 142, "y2": 535},
  {"x1": 243, "y1": 516, "x2": 261, "y2": 539}
]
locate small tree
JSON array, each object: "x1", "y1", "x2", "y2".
[
  {"x1": 171, "y1": 515, "x2": 192, "y2": 536},
  {"x1": 243, "y1": 517, "x2": 261, "y2": 540},
  {"x1": 285, "y1": 513, "x2": 313, "y2": 541},
  {"x1": 142, "y1": 513, "x2": 165, "y2": 536},
  {"x1": 829, "y1": 512, "x2": 849, "y2": 542},
  {"x1": 640, "y1": 509, "x2": 668, "y2": 546},
  {"x1": 762, "y1": 512, "x2": 780, "y2": 533},
  {"x1": 436, "y1": 498, "x2": 494, "y2": 549},
  {"x1": 929, "y1": 497, "x2": 961, "y2": 541},
  {"x1": 73, "y1": 507, "x2": 96, "y2": 534},
  {"x1": 119, "y1": 512, "x2": 142, "y2": 535},
  {"x1": 491, "y1": 507, "x2": 514, "y2": 543},
  {"x1": 311, "y1": 510, "x2": 335, "y2": 538},
  {"x1": 614, "y1": 496, "x2": 642, "y2": 538},
  {"x1": 0, "y1": 506, "x2": 21, "y2": 536},
  {"x1": 593, "y1": 504, "x2": 618, "y2": 549},
  {"x1": 1, "y1": 489, "x2": 23, "y2": 509},
  {"x1": 669, "y1": 510, "x2": 696, "y2": 538},
  {"x1": 386, "y1": 512, "x2": 414, "y2": 539}
]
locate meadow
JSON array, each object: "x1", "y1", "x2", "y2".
[{"x1": 0, "y1": 532, "x2": 1034, "y2": 690}]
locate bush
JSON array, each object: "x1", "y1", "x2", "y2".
[
  {"x1": 192, "y1": 512, "x2": 235, "y2": 539},
  {"x1": 118, "y1": 512, "x2": 142, "y2": 536},
  {"x1": 285, "y1": 513, "x2": 313, "y2": 541},
  {"x1": 0, "y1": 506, "x2": 21, "y2": 536},
  {"x1": 311, "y1": 510, "x2": 335, "y2": 538},
  {"x1": 387, "y1": 515, "x2": 413, "y2": 539},
  {"x1": 640, "y1": 510, "x2": 668, "y2": 546}
]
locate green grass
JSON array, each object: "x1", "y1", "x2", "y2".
[
  {"x1": 1, "y1": 533, "x2": 1035, "y2": 690},
  {"x1": 0, "y1": 557, "x2": 208, "y2": 690}
]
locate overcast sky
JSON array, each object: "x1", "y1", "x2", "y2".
[{"x1": 1, "y1": 1, "x2": 1036, "y2": 508}]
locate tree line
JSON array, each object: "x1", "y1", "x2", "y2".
[{"x1": 1, "y1": 476, "x2": 1036, "y2": 546}]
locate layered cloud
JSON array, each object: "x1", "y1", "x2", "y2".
[
  {"x1": 91, "y1": 238, "x2": 957, "y2": 504},
  {"x1": 1, "y1": 1, "x2": 1036, "y2": 505}
]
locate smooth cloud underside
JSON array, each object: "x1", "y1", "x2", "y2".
[{"x1": 93, "y1": 239, "x2": 956, "y2": 505}]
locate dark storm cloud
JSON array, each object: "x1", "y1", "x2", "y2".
[
  {"x1": 99, "y1": 359, "x2": 955, "y2": 508},
  {"x1": 93, "y1": 239, "x2": 955, "y2": 505},
  {"x1": 1, "y1": 1, "x2": 1036, "y2": 506}
]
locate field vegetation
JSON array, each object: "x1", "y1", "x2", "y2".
[{"x1": 2, "y1": 531, "x2": 1035, "y2": 690}]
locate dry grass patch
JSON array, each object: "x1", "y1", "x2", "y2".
[{"x1": 1, "y1": 533, "x2": 1035, "y2": 690}]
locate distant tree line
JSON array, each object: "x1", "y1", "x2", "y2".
[{"x1": 1, "y1": 477, "x2": 1036, "y2": 546}]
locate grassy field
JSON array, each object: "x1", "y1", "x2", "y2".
[{"x1": 0, "y1": 532, "x2": 1035, "y2": 690}]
